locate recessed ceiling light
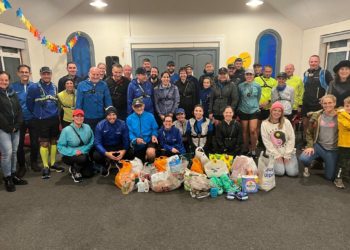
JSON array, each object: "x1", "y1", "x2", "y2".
[
  {"x1": 246, "y1": 0, "x2": 264, "y2": 7},
  {"x1": 90, "y1": 0, "x2": 108, "y2": 8}
]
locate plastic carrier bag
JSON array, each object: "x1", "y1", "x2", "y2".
[
  {"x1": 230, "y1": 155, "x2": 258, "y2": 182},
  {"x1": 184, "y1": 169, "x2": 209, "y2": 191},
  {"x1": 115, "y1": 160, "x2": 136, "y2": 194},
  {"x1": 257, "y1": 152, "x2": 276, "y2": 192},
  {"x1": 203, "y1": 159, "x2": 229, "y2": 178},
  {"x1": 151, "y1": 171, "x2": 182, "y2": 192},
  {"x1": 209, "y1": 153, "x2": 234, "y2": 171},
  {"x1": 154, "y1": 156, "x2": 168, "y2": 172},
  {"x1": 195, "y1": 147, "x2": 210, "y2": 166},
  {"x1": 190, "y1": 157, "x2": 204, "y2": 174}
]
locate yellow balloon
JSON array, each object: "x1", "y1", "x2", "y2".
[
  {"x1": 226, "y1": 56, "x2": 237, "y2": 66},
  {"x1": 239, "y1": 52, "x2": 252, "y2": 68}
]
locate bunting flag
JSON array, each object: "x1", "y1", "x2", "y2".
[
  {"x1": 16, "y1": 7, "x2": 79, "y2": 54},
  {"x1": 0, "y1": 0, "x2": 12, "y2": 14}
]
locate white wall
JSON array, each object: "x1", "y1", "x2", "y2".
[
  {"x1": 301, "y1": 19, "x2": 350, "y2": 72},
  {"x1": 35, "y1": 0, "x2": 304, "y2": 81},
  {"x1": 0, "y1": 22, "x2": 45, "y2": 81}
]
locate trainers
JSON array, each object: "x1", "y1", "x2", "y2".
[
  {"x1": 71, "y1": 171, "x2": 82, "y2": 183},
  {"x1": 226, "y1": 192, "x2": 235, "y2": 200},
  {"x1": 3, "y1": 176, "x2": 16, "y2": 192},
  {"x1": 334, "y1": 178, "x2": 345, "y2": 189},
  {"x1": 50, "y1": 164, "x2": 65, "y2": 173},
  {"x1": 235, "y1": 191, "x2": 249, "y2": 201},
  {"x1": 12, "y1": 174, "x2": 28, "y2": 185},
  {"x1": 101, "y1": 165, "x2": 110, "y2": 177},
  {"x1": 303, "y1": 167, "x2": 310, "y2": 177},
  {"x1": 42, "y1": 168, "x2": 51, "y2": 179}
]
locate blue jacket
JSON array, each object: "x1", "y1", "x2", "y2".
[
  {"x1": 94, "y1": 119, "x2": 129, "y2": 155},
  {"x1": 26, "y1": 81, "x2": 59, "y2": 120},
  {"x1": 126, "y1": 111, "x2": 158, "y2": 150},
  {"x1": 127, "y1": 79, "x2": 154, "y2": 114},
  {"x1": 11, "y1": 81, "x2": 35, "y2": 121},
  {"x1": 170, "y1": 73, "x2": 180, "y2": 84},
  {"x1": 76, "y1": 79, "x2": 112, "y2": 119},
  {"x1": 199, "y1": 87, "x2": 212, "y2": 117},
  {"x1": 57, "y1": 123, "x2": 94, "y2": 157},
  {"x1": 158, "y1": 126, "x2": 185, "y2": 154}
]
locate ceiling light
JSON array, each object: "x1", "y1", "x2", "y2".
[
  {"x1": 246, "y1": 0, "x2": 264, "y2": 7},
  {"x1": 90, "y1": 0, "x2": 108, "y2": 8}
]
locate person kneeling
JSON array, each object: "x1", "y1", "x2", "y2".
[
  {"x1": 93, "y1": 107, "x2": 130, "y2": 177},
  {"x1": 158, "y1": 115, "x2": 186, "y2": 156},
  {"x1": 57, "y1": 109, "x2": 94, "y2": 183},
  {"x1": 127, "y1": 98, "x2": 158, "y2": 163},
  {"x1": 261, "y1": 102, "x2": 298, "y2": 177}
]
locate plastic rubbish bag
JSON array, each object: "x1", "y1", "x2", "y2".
[
  {"x1": 230, "y1": 155, "x2": 258, "y2": 182},
  {"x1": 151, "y1": 171, "x2": 182, "y2": 192},
  {"x1": 257, "y1": 152, "x2": 276, "y2": 192},
  {"x1": 203, "y1": 159, "x2": 229, "y2": 178},
  {"x1": 195, "y1": 147, "x2": 210, "y2": 166}
]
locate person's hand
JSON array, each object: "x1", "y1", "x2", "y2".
[
  {"x1": 297, "y1": 107, "x2": 302, "y2": 113},
  {"x1": 75, "y1": 150, "x2": 82, "y2": 156},
  {"x1": 168, "y1": 113, "x2": 173, "y2": 117},
  {"x1": 303, "y1": 148, "x2": 314, "y2": 156},
  {"x1": 105, "y1": 151, "x2": 119, "y2": 161},
  {"x1": 136, "y1": 138, "x2": 146, "y2": 145},
  {"x1": 209, "y1": 113, "x2": 214, "y2": 120},
  {"x1": 171, "y1": 148, "x2": 179, "y2": 154},
  {"x1": 260, "y1": 102, "x2": 268, "y2": 109},
  {"x1": 152, "y1": 135, "x2": 158, "y2": 144},
  {"x1": 115, "y1": 150, "x2": 126, "y2": 161},
  {"x1": 160, "y1": 115, "x2": 165, "y2": 121},
  {"x1": 213, "y1": 119, "x2": 220, "y2": 126}
]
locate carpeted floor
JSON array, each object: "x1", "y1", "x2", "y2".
[{"x1": 1, "y1": 164, "x2": 350, "y2": 250}]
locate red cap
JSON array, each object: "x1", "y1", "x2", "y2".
[{"x1": 72, "y1": 109, "x2": 84, "y2": 116}]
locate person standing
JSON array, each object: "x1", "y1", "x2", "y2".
[
  {"x1": 285, "y1": 64, "x2": 304, "y2": 116},
  {"x1": 76, "y1": 67, "x2": 113, "y2": 131},
  {"x1": 123, "y1": 64, "x2": 133, "y2": 81},
  {"x1": 166, "y1": 60, "x2": 180, "y2": 84},
  {"x1": 57, "y1": 62, "x2": 83, "y2": 92},
  {"x1": 149, "y1": 66, "x2": 161, "y2": 87},
  {"x1": 327, "y1": 60, "x2": 350, "y2": 107},
  {"x1": 106, "y1": 64, "x2": 130, "y2": 120},
  {"x1": 11, "y1": 65, "x2": 40, "y2": 176},
  {"x1": 57, "y1": 77, "x2": 76, "y2": 128},
  {"x1": 0, "y1": 71, "x2": 27, "y2": 191}
]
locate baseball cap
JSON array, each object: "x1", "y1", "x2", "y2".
[
  {"x1": 167, "y1": 60, "x2": 175, "y2": 66},
  {"x1": 135, "y1": 67, "x2": 146, "y2": 75},
  {"x1": 72, "y1": 109, "x2": 84, "y2": 117},
  {"x1": 218, "y1": 67, "x2": 228, "y2": 74},
  {"x1": 132, "y1": 98, "x2": 144, "y2": 106},
  {"x1": 176, "y1": 108, "x2": 185, "y2": 115},
  {"x1": 276, "y1": 72, "x2": 287, "y2": 79},
  {"x1": 40, "y1": 66, "x2": 52, "y2": 74},
  {"x1": 245, "y1": 68, "x2": 254, "y2": 75}
]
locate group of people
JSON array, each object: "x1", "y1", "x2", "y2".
[{"x1": 1, "y1": 55, "x2": 350, "y2": 192}]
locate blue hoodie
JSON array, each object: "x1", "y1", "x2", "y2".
[
  {"x1": 127, "y1": 79, "x2": 154, "y2": 114},
  {"x1": 26, "y1": 81, "x2": 59, "y2": 120},
  {"x1": 76, "y1": 79, "x2": 112, "y2": 119},
  {"x1": 126, "y1": 111, "x2": 158, "y2": 150},
  {"x1": 158, "y1": 126, "x2": 185, "y2": 154},
  {"x1": 11, "y1": 81, "x2": 35, "y2": 121},
  {"x1": 94, "y1": 119, "x2": 129, "y2": 155}
]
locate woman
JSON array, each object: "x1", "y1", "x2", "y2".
[
  {"x1": 214, "y1": 106, "x2": 242, "y2": 155},
  {"x1": 57, "y1": 109, "x2": 94, "y2": 183},
  {"x1": 299, "y1": 94, "x2": 338, "y2": 181},
  {"x1": 154, "y1": 71, "x2": 180, "y2": 122},
  {"x1": 186, "y1": 105, "x2": 213, "y2": 153},
  {"x1": 199, "y1": 77, "x2": 212, "y2": 118},
  {"x1": 261, "y1": 102, "x2": 298, "y2": 176},
  {"x1": 58, "y1": 77, "x2": 76, "y2": 128},
  {"x1": 271, "y1": 72, "x2": 294, "y2": 120},
  {"x1": 209, "y1": 67, "x2": 238, "y2": 123},
  {"x1": 173, "y1": 108, "x2": 189, "y2": 152},
  {"x1": 327, "y1": 60, "x2": 350, "y2": 107},
  {"x1": 175, "y1": 67, "x2": 198, "y2": 119},
  {"x1": 237, "y1": 69, "x2": 262, "y2": 158},
  {"x1": 158, "y1": 115, "x2": 186, "y2": 156},
  {"x1": 0, "y1": 71, "x2": 27, "y2": 192}
]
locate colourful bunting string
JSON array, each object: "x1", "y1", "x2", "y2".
[
  {"x1": 0, "y1": 0, "x2": 12, "y2": 14},
  {"x1": 15, "y1": 7, "x2": 79, "y2": 54}
]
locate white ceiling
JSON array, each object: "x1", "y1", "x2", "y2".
[{"x1": 0, "y1": 0, "x2": 350, "y2": 30}]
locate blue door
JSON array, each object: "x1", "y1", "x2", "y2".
[{"x1": 72, "y1": 36, "x2": 91, "y2": 78}]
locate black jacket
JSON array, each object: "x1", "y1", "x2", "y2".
[
  {"x1": 230, "y1": 69, "x2": 245, "y2": 84},
  {"x1": 214, "y1": 120, "x2": 242, "y2": 155},
  {"x1": 327, "y1": 77, "x2": 350, "y2": 107},
  {"x1": 209, "y1": 80, "x2": 239, "y2": 116},
  {"x1": 0, "y1": 88, "x2": 23, "y2": 133},
  {"x1": 58, "y1": 75, "x2": 83, "y2": 93},
  {"x1": 175, "y1": 79, "x2": 198, "y2": 118},
  {"x1": 106, "y1": 76, "x2": 130, "y2": 111}
]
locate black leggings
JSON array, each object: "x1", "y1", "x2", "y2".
[{"x1": 62, "y1": 154, "x2": 94, "y2": 178}]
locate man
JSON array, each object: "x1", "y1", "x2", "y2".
[
  {"x1": 149, "y1": 66, "x2": 161, "y2": 87},
  {"x1": 230, "y1": 58, "x2": 246, "y2": 84},
  {"x1": 302, "y1": 55, "x2": 333, "y2": 133},
  {"x1": 285, "y1": 64, "x2": 304, "y2": 116},
  {"x1": 167, "y1": 60, "x2": 180, "y2": 84},
  {"x1": 185, "y1": 64, "x2": 199, "y2": 90},
  {"x1": 255, "y1": 65, "x2": 278, "y2": 122},
  {"x1": 11, "y1": 65, "x2": 40, "y2": 176},
  {"x1": 106, "y1": 64, "x2": 130, "y2": 120},
  {"x1": 209, "y1": 67, "x2": 239, "y2": 122},
  {"x1": 227, "y1": 63, "x2": 237, "y2": 82},
  {"x1": 97, "y1": 62, "x2": 108, "y2": 80},
  {"x1": 26, "y1": 66, "x2": 64, "y2": 179},
  {"x1": 199, "y1": 62, "x2": 216, "y2": 87},
  {"x1": 57, "y1": 109, "x2": 94, "y2": 183},
  {"x1": 58, "y1": 62, "x2": 83, "y2": 92},
  {"x1": 126, "y1": 98, "x2": 158, "y2": 163},
  {"x1": 142, "y1": 58, "x2": 152, "y2": 77},
  {"x1": 253, "y1": 63, "x2": 263, "y2": 77},
  {"x1": 94, "y1": 107, "x2": 130, "y2": 177},
  {"x1": 127, "y1": 67, "x2": 154, "y2": 114},
  {"x1": 123, "y1": 64, "x2": 133, "y2": 80},
  {"x1": 76, "y1": 67, "x2": 113, "y2": 131}
]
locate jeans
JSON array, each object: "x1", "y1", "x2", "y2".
[
  {"x1": 274, "y1": 154, "x2": 299, "y2": 177},
  {"x1": 0, "y1": 129, "x2": 20, "y2": 177},
  {"x1": 17, "y1": 119, "x2": 39, "y2": 167},
  {"x1": 299, "y1": 143, "x2": 338, "y2": 180}
]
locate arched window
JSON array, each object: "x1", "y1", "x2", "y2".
[
  {"x1": 255, "y1": 29, "x2": 282, "y2": 77},
  {"x1": 66, "y1": 32, "x2": 95, "y2": 78}
]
